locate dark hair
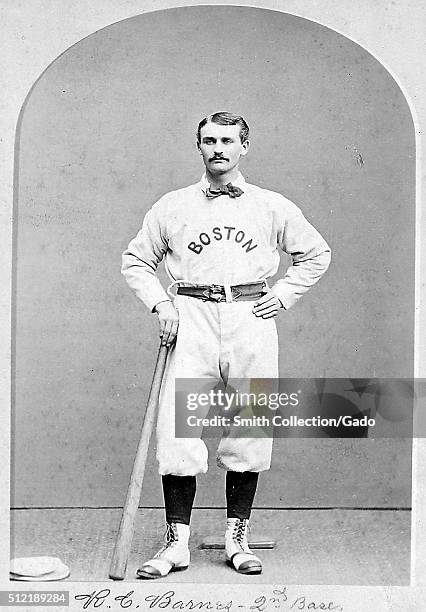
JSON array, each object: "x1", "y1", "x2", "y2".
[{"x1": 196, "y1": 112, "x2": 249, "y2": 143}]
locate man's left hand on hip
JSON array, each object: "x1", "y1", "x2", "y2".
[{"x1": 252, "y1": 291, "x2": 283, "y2": 319}]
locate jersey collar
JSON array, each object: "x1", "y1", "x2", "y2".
[{"x1": 199, "y1": 172, "x2": 247, "y2": 195}]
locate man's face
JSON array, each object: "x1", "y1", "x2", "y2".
[{"x1": 197, "y1": 122, "x2": 249, "y2": 176}]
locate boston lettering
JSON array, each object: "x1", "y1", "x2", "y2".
[{"x1": 188, "y1": 226, "x2": 258, "y2": 255}]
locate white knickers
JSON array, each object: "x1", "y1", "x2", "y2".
[{"x1": 156, "y1": 294, "x2": 279, "y2": 475}]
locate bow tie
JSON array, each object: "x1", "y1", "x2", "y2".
[{"x1": 205, "y1": 182, "x2": 244, "y2": 199}]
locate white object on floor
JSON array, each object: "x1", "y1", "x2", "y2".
[{"x1": 10, "y1": 557, "x2": 70, "y2": 581}]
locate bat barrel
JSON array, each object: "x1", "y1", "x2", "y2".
[{"x1": 109, "y1": 344, "x2": 169, "y2": 580}]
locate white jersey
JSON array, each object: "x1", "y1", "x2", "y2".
[{"x1": 122, "y1": 172, "x2": 331, "y2": 312}]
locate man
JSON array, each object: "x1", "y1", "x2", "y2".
[{"x1": 121, "y1": 112, "x2": 331, "y2": 579}]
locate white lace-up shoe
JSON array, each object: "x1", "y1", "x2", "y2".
[
  {"x1": 225, "y1": 518, "x2": 262, "y2": 574},
  {"x1": 136, "y1": 522, "x2": 190, "y2": 579}
]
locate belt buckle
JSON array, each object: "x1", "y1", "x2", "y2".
[{"x1": 209, "y1": 284, "x2": 224, "y2": 302}]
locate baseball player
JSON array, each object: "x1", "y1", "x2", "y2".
[{"x1": 121, "y1": 112, "x2": 331, "y2": 578}]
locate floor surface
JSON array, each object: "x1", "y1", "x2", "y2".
[{"x1": 10, "y1": 508, "x2": 411, "y2": 585}]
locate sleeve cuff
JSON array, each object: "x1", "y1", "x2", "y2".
[
  {"x1": 151, "y1": 298, "x2": 172, "y2": 313},
  {"x1": 132, "y1": 285, "x2": 171, "y2": 313},
  {"x1": 271, "y1": 283, "x2": 296, "y2": 310}
]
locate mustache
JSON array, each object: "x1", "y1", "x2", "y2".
[{"x1": 209, "y1": 155, "x2": 229, "y2": 162}]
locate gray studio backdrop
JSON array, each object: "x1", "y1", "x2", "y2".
[{"x1": 12, "y1": 7, "x2": 414, "y2": 509}]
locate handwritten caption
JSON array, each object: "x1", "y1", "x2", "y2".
[{"x1": 75, "y1": 586, "x2": 343, "y2": 612}]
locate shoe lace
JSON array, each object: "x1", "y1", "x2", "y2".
[
  {"x1": 232, "y1": 519, "x2": 250, "y2": 549},
  {"x1": 154, "y1": 523, "x2": 178, "y2": 557}
]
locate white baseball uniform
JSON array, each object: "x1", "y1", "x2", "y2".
[{"x1": 122, "y1": 172, "x2": 331, "y2": 475}]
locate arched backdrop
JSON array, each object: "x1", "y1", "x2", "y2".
[{"x1": 12, "y1": 6, "x2": 414, "y2": 508}]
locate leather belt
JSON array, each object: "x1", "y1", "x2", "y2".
[{"x1": 176, "y1": 281, "x2": 266, "y2": 303}]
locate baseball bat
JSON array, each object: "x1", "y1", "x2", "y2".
[{"x1": 109, "y1": 343, "x2": 169, "y2": 580}]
